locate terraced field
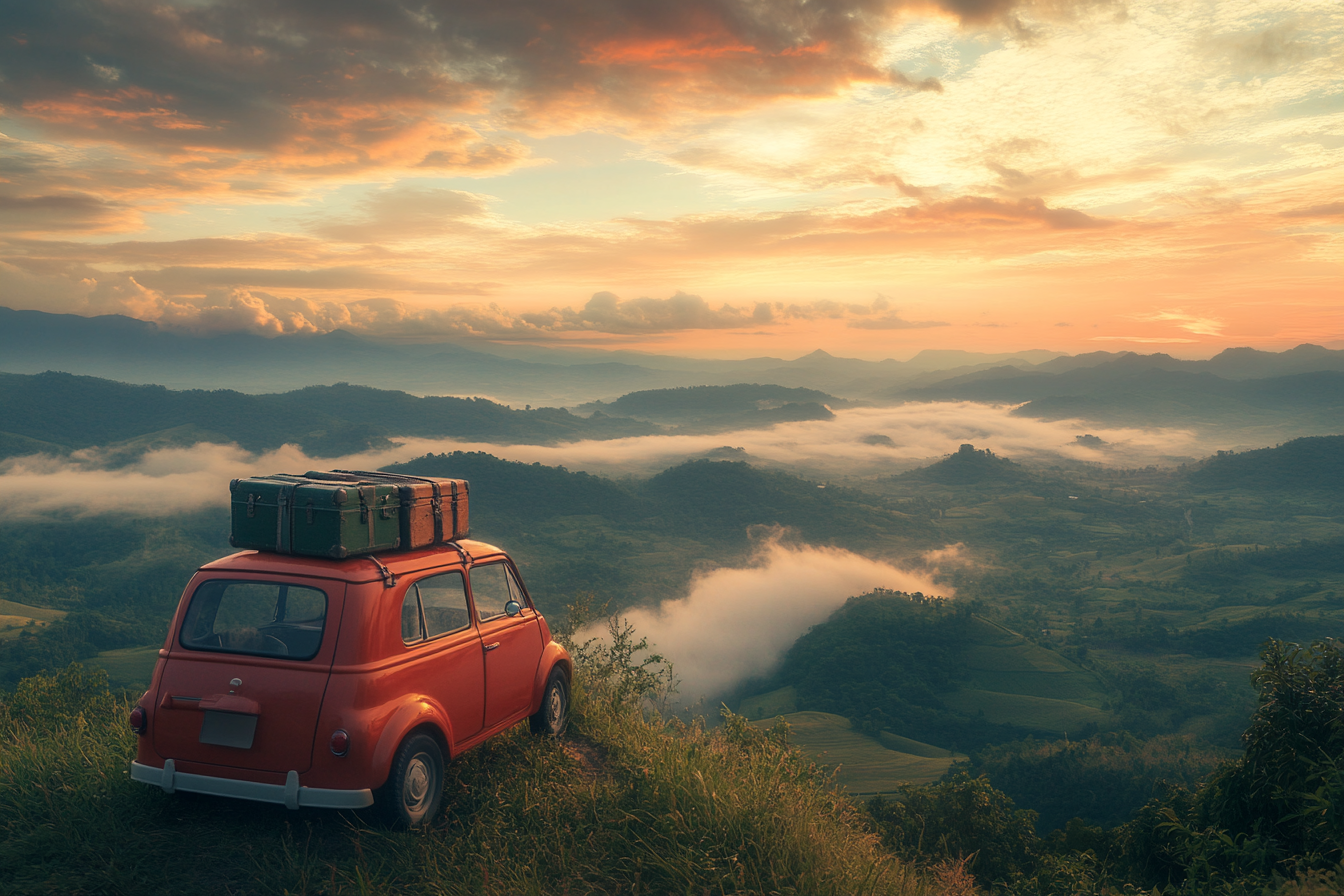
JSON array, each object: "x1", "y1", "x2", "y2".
[{"x1": 750, "y1": 711, "x2": 961, "y2": 793}]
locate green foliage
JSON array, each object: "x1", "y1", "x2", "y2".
[
  {"x1": 1205, "y1": 638, "x2": 1344, "y2": 868},
  {"x1": 1110, "y1": 639, "x2": 1344, "y2": 893},
  {"x1": 0, "y1": 662, "x2": 116, "y2": 732},
  {"x1": 777, "y1": 591, "x2": 1066, "y2": 750},
  {"x1": 867, "y1": 771, "x2": 1039, "y2": 888},
  {"x1": 0, "y1": 510, "x2": 229, "y2": 686},
  {"x1": 964, "y1": 732, "x2": 1228, "y2": 832},
  {"x1": 1189, "y1": 436, "x2": 1344, "y2": 493}
]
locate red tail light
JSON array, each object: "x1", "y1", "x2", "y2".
[
  {"x1": 329, "y1": 729, "x2": 350, "y2": 756},
  {"x1": 129, "y1": 706, "x2": 147, "y2": 734}
]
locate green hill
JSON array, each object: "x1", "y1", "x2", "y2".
[
  {"x1": 896, "y1": 443, "x2": 1030, "y2": 486},
  {"x1": 1186, "y1": 434, "x2": 1344, "y2": 492},
  {"x1": 767, "y1": 592, "x2": 1113, "y2": 750}
]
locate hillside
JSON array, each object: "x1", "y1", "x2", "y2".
[
  {"x1": 895, "y1": 443, "x2": 1030, "y2": 487},
  {"x1": 1186, "y1": 434, "x2": 1344, "y2": 492},
  {"x1": 0, "y1": 654, "x2": 948, "y2": 896},
  {"x1": 0, "y1": 372, "x2": 657, "y2": 460}
]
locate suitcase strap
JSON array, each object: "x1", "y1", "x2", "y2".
[
  {"x1": 336, "y1": 470, "x2": 459, "y2": 541},
  {"x1": 276, "y1": 485, "x2": 295, "y2": 554}
]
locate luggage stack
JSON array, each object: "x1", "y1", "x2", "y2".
[{"x1": 229, "y1": 471, "x2": 469, "y2": 559}]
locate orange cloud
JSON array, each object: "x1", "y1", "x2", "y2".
[{"x1": 23, "y1": 87, "x2": 210, "y2": 133}]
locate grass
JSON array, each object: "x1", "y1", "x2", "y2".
[
  {"x1": 750, "y1": 712, "x2": 960, "y2": 793},
  {"x1": 0, "y1": 599, "x2": 66, "y2": 641},
  {"x1": 737, "y1": 685, "x2": 798, "y2": 719},
  {"x1": 0, "y1": 649, "x2": 957, "y2": 895}
]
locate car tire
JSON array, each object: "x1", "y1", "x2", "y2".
[
  {"x1": 377, "y1": 733, "x2": 444, "y2": 828},
  {"x1": 529, "y1": 668, "x2": 568, "y2": 737}
]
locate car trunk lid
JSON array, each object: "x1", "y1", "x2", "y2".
[{"x1": 152, "y1": 577, "x2": 344, "y2": 774}]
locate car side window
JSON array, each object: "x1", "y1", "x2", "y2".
[
  {"x1": 402, "y1": 571, "x2": 471, "y2": 644},
  {"x1": 470, "y1": 562, "x2": 526, "y2": 621}
]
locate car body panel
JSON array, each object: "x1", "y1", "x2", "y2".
[{"x1": 133, "y1": 539, "x2": 570, "y2": 806}]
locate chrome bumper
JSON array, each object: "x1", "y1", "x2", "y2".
[{"x1": 131, "y1": 760, "x2": 374, "y2": 810}]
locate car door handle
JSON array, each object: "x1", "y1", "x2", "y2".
[{"x1": 483, "y1": 642, "x2": 501, "y2": 652}]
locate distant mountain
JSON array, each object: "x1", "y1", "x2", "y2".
[
  {"x1": 4, "y1": 305, "x2": 1342, "y2": 406},
  {"x1": 576, "y1": 383, "x2": 839, "y2": 432},
  {"x1": 0, "y1": 307, "x2": 685, "y2": 404},
  {"x1": 888, "y1": 359, "x2": 1344, "y2": 435},
  {"x1": 1186, "y1": 435, "x2": 1344, "y2": 493},
  {"x1": 0, "y1": 371, "x2": 659, "y2": 461}
]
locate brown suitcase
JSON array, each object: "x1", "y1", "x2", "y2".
[{"x1": 305, "y1": 470, "x2": 469, "y2": 548}]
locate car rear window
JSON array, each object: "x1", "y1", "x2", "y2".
[{"x1": 180, "y1": 580, "x2": 328, "y2": 660}]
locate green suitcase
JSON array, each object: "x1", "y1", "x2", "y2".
[{"x1": 229, "y1": 475, "x2": 401, "y2": 558}]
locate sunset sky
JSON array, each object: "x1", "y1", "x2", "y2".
[{"x1": 1, "y1": 0, "x2": 1340, "y2": 359}]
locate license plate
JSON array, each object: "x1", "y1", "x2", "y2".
[{"x1": 199, "y1": 711, "x2": 258, "y2": 749}]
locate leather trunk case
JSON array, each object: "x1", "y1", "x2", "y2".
[
  {"x1": 230, "y1": 475, "x2": 401, "y2": 558},
  {"x1": 306, "y1": 470, "x2": 469, "y2": 548}
]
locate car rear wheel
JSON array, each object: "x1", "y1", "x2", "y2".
[
  {"x1": 378, "y1": 733, "x2": 444, "y2": 828},
  {"x1": 529, "y1": 668, "x2": 568, "y2": 737}
]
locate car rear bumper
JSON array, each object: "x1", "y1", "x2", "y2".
[{"x1": 131, "y1": 760, "x2": 375, "y2": 810}]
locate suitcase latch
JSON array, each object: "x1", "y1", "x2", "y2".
[
  {"x1": 246, "y1": 493, "x2": 257, "y2": 518},
  {"x1": 305, "y1": 499, "x2": 315, "y2": 524}
]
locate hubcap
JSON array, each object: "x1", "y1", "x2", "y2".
[
  {"x1": 548, "y1": 686, "x2": 563, "y2": 729},
  {"x1": 403, "y1": 754, "x2": 432, "y2": 813}
]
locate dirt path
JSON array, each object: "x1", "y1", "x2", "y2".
[{"x1": 560, "y1": 736, "x2": 608, "y2": 783}]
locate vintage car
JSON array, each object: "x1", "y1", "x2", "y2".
[{"x1": 129, "y1": 539, "x2": 571, "y2": 827}]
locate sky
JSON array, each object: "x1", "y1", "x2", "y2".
[{"x1": 1, "y1": 0, "x2": 1340, "y2": 360}]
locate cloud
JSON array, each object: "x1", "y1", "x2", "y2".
[
  {"x1": 0, "y1": 192, "x2": 139, "y2": 234},
  {"x1": 903, "y1": 196, "x2": 1112, "y2": 230},
  {"x1": 1136, "y1": 309, "x2": 1225, "y2": 336},
  {"x1": 1, "y1": 0, "x2": 1114, "y2": 173},
  {"x1": 520, "y1": 290, "x2": 770, "y2": 333},
  {"x1": 596, "y1": 533, "x2": 950, "y2": 702},
  {"x1": 1280, "y1": 202, "x2": 1344, "y2": 219},
  {"x1": 848, "y1": 311, "x2": 951, "y2": 330},
  {"x1": 1205, "y1": 21, "x2": 1311, "y2": 74},
  {"x1": 309, "y1": 187, "x2": 494, "y2": 243}
]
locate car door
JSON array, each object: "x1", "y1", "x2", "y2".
[
  {"x1": 400, "y1": 570, "x2": 485, "y2": 744},
  {"x1": 470, "y1": 561, "x2": 543, "y2": 730}
]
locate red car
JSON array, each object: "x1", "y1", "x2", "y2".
[{"x1": 129, "y1": 539, "x2": 571, "y2": 827}]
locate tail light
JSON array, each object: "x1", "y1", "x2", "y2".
[
  {"x1": 129, "y1": 706, "x2": 147, "y2": 734},
  {"x1": 329, "y1": 729, "x2": 350, "y2": 756}
]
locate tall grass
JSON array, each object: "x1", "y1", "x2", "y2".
[{"x1": 0, "y1": 621, "x2": 953, "y2": 895}]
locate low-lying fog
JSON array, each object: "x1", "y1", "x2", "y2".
[
  {"x1": 581, "y1": 533, "x2": 952, "y2": 705},
  {"x1": 0, "y1": 402, "x2": 1201, "y2": 518}
]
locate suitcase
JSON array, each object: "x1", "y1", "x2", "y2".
[
  {"x1": 305, "y1": 470, "x2": 469, "y2": 548},
  {"x1": 230, "y1": 475, "x2": 401, "y2": 559}
]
